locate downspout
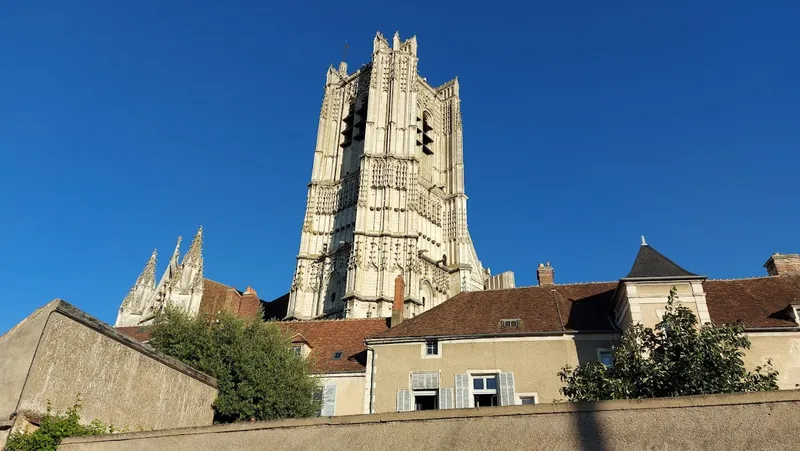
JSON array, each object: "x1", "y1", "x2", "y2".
[{"x1": 366, "y1": 346, "x2": 376, "y2": 414}]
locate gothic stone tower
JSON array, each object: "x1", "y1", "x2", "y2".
[{"x1": 287, "y1": 32, "x2": 487, "y2": 320}]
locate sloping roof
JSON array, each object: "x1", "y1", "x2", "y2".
[
  {"x1": 705, "y1": 276, "x2": 800, "y2": 328},
  {"x1": 115, "y1": 326, "x2": 152, "y2": 343},
  {"x1": 625, "y1": 245, "x2": 699, "y2": 279},
  {"x1": 276, "y1": 319, "x2": 390, "y2": 374},
  {"x1": 373, "y1": 282, "x2": 618, "y2": 340}
]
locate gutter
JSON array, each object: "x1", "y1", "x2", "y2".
[
  {"x1": 744, "y1": 326, "x2": 800, "y2": 333},
  {"x1": 366, "y1": 329, "x2": 619, "y2": 345}
]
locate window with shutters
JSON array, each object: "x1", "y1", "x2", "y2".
[
  {"x1": 472, "y1": 375, "x2": 498, "y2": 407},
  {"x1": 320, "y1": 384, "x2": 337, "y2": 416},
  {"x1": 413, "y1": 390, "x2": 438, "y2": 410}
]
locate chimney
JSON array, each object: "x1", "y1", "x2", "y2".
[
  {"x1": 537, "y1": 262, "x2": 554, "y2": 286},
  {"x1": 238, "y1": 286, "x2": 261, "y2": 319},
  {"x1": 391, "y1": 275, "x2": 405, "y2": 327},
  {"x1": 764, "y1": 253, "x2": 800, "y2": 277}
]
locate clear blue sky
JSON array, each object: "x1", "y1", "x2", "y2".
[{"x1": 1, "y1": 1, "x2": 798, "y2": 334}]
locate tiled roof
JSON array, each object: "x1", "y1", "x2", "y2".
[
  {"x1": 373, "y1": 282, "x2": 618, "y2": 340},
  {"x1": 115, "y1": 326, "x2": 152, "y2": 342},
  {"x1": 276, "y1": 319, "x2": 390, "y2": 374},
  {"x1": 625, "y1": 245, "x2": 699, "y2": 279},
  {"x1": 705, "y1": 276, "x2": 800, "y2": 328}
]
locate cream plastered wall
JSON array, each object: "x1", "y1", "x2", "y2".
[
  {"x1": 316, "y1": 374, "x2": 366, "y2": 416},
  {"x1": 745, "y1": 333, "x2": 800, "y2": 390},
  {"x1": 618, "y1": 281, "x2": 711, "y2": 329},
  {"x1": 18, "y1": 313, "x2": 216, "y2": 430},
  {"x1": 370, "y1": 335, "x2": 617, "y2": 413}
]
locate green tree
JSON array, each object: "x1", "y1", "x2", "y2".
[
  {"x1": 559, "y1": 288, "x2": 778, "y2": 402},
  {"x1": 148, "y1": 307, "x2": 321, "y2": 423},
  {"x1": 5, "y1": 400, "x2": 112, "y2": 451}
]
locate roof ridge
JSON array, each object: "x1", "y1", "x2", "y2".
[
  {"x1": 203, "y1": 277, "x2": 233, "y2": 288},
  {"x1": 706, "y1": 275, "x2": 787, "y2": 282},
  {"x1": 480, "y1": 281, "x2": 618, "y2": 292},
  {"x1": 283, "y1": 317, "x2": 388, "y2": 323}
]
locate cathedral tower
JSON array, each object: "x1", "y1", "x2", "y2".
[{"x1": 287, "y1": 32, "x2": 488, "y2": 320}]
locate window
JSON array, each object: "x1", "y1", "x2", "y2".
[
  {"x1": 425, "y1": 340, "x2": 438, "y2": 356},
  {"x1": 500, "y1": 319, "x2": 520, "y2": 329},
  {"x1": 598, "y1": 349, "x2": 613, "y2": 367},
  {"x1": 472, "y1": 374, "x2": 498, "y2": 407},
  {"x1": 332, "y1": 351, "x2": 343, "y2": 360},
  {"x1": 413, "y1": 390, "x2": 438, "y2": 411},
  {"x1": 518, "y1": 393, "x2": 539, "y2": 405},
  {"x1": 292, "y1": 346, "x2": 302, "y2": 356}
]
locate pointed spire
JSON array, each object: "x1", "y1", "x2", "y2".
[
  {"x1": 169, "y1": 236, "x2": 182, "y2": 269},
  {"x1": 641, "y1": 235, "x2": 647, "y2": 246},
  {"x1": 183, "y1": 226, "x2": 203, "y2": 265},
  {"x1": 121, "y1": 249, "x2": 158, "y2": 311}
]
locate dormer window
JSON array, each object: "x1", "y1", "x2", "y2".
[
  {"x1": 500, "y1": 319, "x2": 521, "y2": 329},
  {"x1": 292, "y1": 345, "x2": 302, "y2": 356}
]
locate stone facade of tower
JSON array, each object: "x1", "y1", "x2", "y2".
[
  {"x1": 115, "y1": 228, "x2": 205, "y2": 327},
  {"x1": 287, "y1": 32, "x2": 488, "y2": 320}
]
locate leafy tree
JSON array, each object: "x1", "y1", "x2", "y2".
[
  {"x1": 559, "y1": 288, "x2": 778, "y2": 402},
  {"x1": 5, "y1": 399, "x2": 113, "y2": 451},
  {"x1": 149, "y1": 307, "x2": 321, "y2": 423}
]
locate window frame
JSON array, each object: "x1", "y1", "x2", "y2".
[
  {"x1": 331, "y1": 351, "x2": 343, "y2": 360},
  {"x1": 516, "y1": 392, "x2": 539, "y2": 406},
  {"x1": 421, "y1": 339, "x2": 442, "y2": 359},
  {"x1": 597, "y1": 348, "x2": 614, "y2": 367}
]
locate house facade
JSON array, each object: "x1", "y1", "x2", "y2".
[{"x1": 365, "y1": 244, "x2": 800, "y2": 413}]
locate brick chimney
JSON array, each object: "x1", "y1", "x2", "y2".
[
  {"x1": 238, "y1": 286, "x2": 261, "y2": 319},
  {"x1": 391, "y1": 275, "x2": 405, "y2": 327},
  {"x1": 537, "y1": 262, "x2": 554, "y2": 286},
  {"x1": 764, "y1": 253, "x2": 800, "y2": 277}
]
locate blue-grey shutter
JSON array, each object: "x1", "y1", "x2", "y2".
[
  {"x1": 396, "y1": 389, "x2": 411, "y2": 412},
  {"x1": 498, "y1": 372, "x2": 516, "y2": 406},
  {"x1": 439, "y1": 387, "x2": 454, "y2": 409},
  {"x1": 454, "y1": 373, "x2": 469, "y2": 409},
  {"x1": 321, "y1": 384, "x2": 337, "y2": 416}
]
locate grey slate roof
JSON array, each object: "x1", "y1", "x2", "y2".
[{"x1": 624, "y1": 244, "x2": 700, "y2": 279}]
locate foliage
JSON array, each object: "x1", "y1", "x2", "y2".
[
  {"x1": 5, "y1": 400, "x2": 114, "y2": 451},
  {"x1": 148, "y1": 307, "x2": 321, "y2": 423},
  {"x1": 559, "y1": 287, "x2": 779, "y2": 402}
]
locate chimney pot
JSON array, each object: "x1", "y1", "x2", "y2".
[
  {"x1": 391, "y1": 275, "x2": 405, "y2": 327},
  {"x1": 537, "y1": 263, "x2": 555, "y2": 286}
]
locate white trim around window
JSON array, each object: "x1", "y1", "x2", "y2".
[
  {"x1": 421, "y1": 339, "x2": 442, "y2": 359},
  {"x1": 516, "y1": 392, "x2": 539, "y2": 405}
]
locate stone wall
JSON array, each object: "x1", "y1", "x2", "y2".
[
  {"x1": 0, "y1": 300, "x2": 218, "y2": 448},
  {"x1": 61, "y1": 390, "x2": 800, "y2": 451}
]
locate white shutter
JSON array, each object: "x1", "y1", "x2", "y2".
[
  {"x1": 439, "y1": 387, "x2": 454, "y2": 409},
  {"x1": 396, "y1": 389, "x2": 412, "y2": 412},
  {"x1": 411, "y1": 372, "x2": 440, "y2": 390},
  {"x1": 454, "y1": 373, "x2": 469, "y2": 409},
  {"x1": 498, "y1": 372, "x2": 516, "y2": 406},
  {"x1": 321, "y1": 384, "x2": 337, "y2": 416}
]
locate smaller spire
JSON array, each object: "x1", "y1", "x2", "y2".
[{"x1": 641, "y1": 235, "x2": 647, "y2": 246}]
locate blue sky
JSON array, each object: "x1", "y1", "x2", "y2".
[{"x1": 1, "y1": 1, "x2": 798, "y2": 334}]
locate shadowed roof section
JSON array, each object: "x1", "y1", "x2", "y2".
[
  {"x1": 276, "y1": 319, "x2": 389, "y2": 374},
  {"x1": 625, "y1": 244, "x2": 699, "y2": 279},
  {"x1": 705, "y1": 276, "x2": 800, "y2": 328},
  {"x1": 373, "y1": 282, "x2": 618, "y2": 340}
]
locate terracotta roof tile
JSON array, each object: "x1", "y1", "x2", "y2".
[
  {"x1": 115, "y1": 326, "x2": 152, "y2": 343},
  {"x1": 374, "y1": 282, "x2": 618, "y2": 340},
  {"x1": 705, "y1": 276, "x2": 800, "y2": 328},
  {"x1": 276, "y1": 319, "x2": 389, "y2": 374}
]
